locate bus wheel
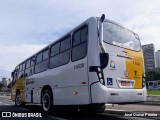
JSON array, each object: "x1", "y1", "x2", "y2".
[
  {"x1": 15, "y1": 91, "x2": 25, "y2": 107},
  {"x1": 42, "y1": 89, "x2": 53, "y2": 112}
]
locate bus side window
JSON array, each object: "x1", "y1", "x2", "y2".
[
  {"x1": 36, "y1": 53, "x2": 42, "y2": 64},
  {"x1": 30, "y1": 56, "x2": 35, "y2": 75},
  {"x1": 25, "y1": 56, "x2": 35, "y2": 76},
  {"x1": 72, "y1": 25, "x2": 88, "y2": 61},
  {"x1": 50, "y1": 36, "x2": 70, "y2": 69},
  {"x1": 50, "y1": 42, "x2": 60, "y2": 57},
  {"x1": 25, "y1": 59, "x2": 31, "y2": 77},
  {"x1": 73, "y1": 31, "x2": 80, "y2": 47},
  {"x1": 35, "y1": 48, "x2": 49, "y2": 74},
  {"x1": 18, "y1": 62, "x2": 25, "y2": 78}
]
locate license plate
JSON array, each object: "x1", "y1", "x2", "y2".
[{"x1": 121, "y1": 81, "x2": 130, "y2": 86}]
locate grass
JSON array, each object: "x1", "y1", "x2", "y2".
[{"x1": 147, "y1": 89, "x2": 160, "y2": 95}]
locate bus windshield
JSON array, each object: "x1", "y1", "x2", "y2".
[{"x1": 103, "y1": 21, "x2": 141, "y2": 51}]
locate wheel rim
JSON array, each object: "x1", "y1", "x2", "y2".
[
  {"x1": 42, "y1": 93, "x2": 50, "y2": 111},
  {"x1": 16, "y1": 93, "x2": 21, "y2": 106}
]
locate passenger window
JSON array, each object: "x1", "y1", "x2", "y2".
[
  {"x1": 60, "y1": 37, "x2": 70, "y2": 52},
  {"x1": 26, "y1": 59, "x2": 31, "y2": 69},
  {"x1": 22, "y1": 63, "x2": 25, "y2": 70},
  {"x1": 73, "y1": 30, "x2": 80, "y2": 47},
  {"x1": 51, "y1": 42, "x2": 60, "y2": 57},
  {"x1": 18, "y1": 62, "x2": 25, "y2": 78},
  {"x1": 50, "y1": 50, "x2": 70, "y2": 68},
  {"x1": 36, "y1": 53, "x2": 42, "y2": 64},
  {"x1": 43, "y1": 49, "x2": 49, "y2": 60},
  {"x1": 72, "y1": 25, "x2": 88, "y2": 61},
  {"x1": 81, "y1": 27, "x2": 88, "y2": 42},
  {"x1": 35, "y1": 49, "x2": 49, "y2": 74},
  {"x1": 49, "y1": 35, "x2": 71, "y2": 69},
  {"x1": 31, "y1": 57, "x2": 35, "y2": 66},
  {"x1": 19, "y1": 65, "x2": 22, "y2": 71},
  {"x1": 72, "y1": 42, "x2": 87, "y2": 61},
  {"x1": 25, "y1": 56, "x2": 35, "y2": 76}
]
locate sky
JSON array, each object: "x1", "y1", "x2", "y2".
[{"x1": 0, "y1": 0, "x2": 160, "y2": 77}]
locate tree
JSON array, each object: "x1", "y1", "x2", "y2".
[
  {"x1": 146, "y1": 70, "x2": 160, "y2": 82},
  {"x1": 7, "y1": 82, "x2": 11, "y2": 89},
  {"x1": 0, "y1": 83, "x2": 4, "y2": 92}
]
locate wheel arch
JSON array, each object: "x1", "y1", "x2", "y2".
[{"x1": 16, "y1": 89, "x2": 20, "y2": 95}]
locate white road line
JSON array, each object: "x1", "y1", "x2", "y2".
[
  {"x1": 105, "y1": 104, "x2": 112, "y2": 106},
  {"x1": 105, "y1": 109, "x2": 125, "y2": 111},
  {"x1": 4, "y1": 104, "x2": 10, "y2": 105},
  {"x1": 0, "y1": 101, "x2": 2, "y2": 104},
  {"x1": 19, "y1": 107, "x2": 28, "y2": 111}
]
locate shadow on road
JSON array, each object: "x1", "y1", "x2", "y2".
[{"x1": 21, "y1": 104, "x2": 126, "y2": 120}]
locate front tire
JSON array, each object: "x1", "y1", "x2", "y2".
[
  {"x1": 42, "y1": 89, "x2": 53, "y2": 112},
  {"x1": 15, "y1": 91, "x2": 25, "y2": 107}
]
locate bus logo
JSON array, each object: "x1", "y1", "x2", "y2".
[
  {"x1": 124, "y1": 70, "x2": 128, "y2": 77},
  {"x1": 110, "y1": 61, "x2": 116, "y2": 70},
  {"x1": 107, "y1": 78, "x2": 113, "y2": 85},
  {"x1": 110, "y1": 61, "x2": 115, "y2": 68}
]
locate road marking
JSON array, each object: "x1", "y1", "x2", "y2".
[
  {"x1": 19, "y1": 107, "x2": 28, "y2": 111},
  {"x1": 105, "y1": 108, "x2": 125, "y2": 111},
  {"x1": 0, "y1": 102, "x2": 2, "y2": 104},
  {"x1": 4, "y1": 104, "x2": 11, "y2": 105},
  {"x1": 105, "y1": 104, "x2": 112, "y2": 106}
]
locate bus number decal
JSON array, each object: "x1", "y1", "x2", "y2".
[{"x1": 74, "y1": 63, "x2": 84, "y2": 70}]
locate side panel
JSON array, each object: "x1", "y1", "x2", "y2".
[
  {"x1": 52, "y1": 58, "x2": 89, "y2": 105},
  {"x1": 25, "y1": 19, "x2": 96, "y2": 105},
  {"x1": 25, "y1": 77, "x2": 41, "y2": 103}
]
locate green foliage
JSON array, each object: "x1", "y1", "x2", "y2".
[
  {"x1": 146, "y1": 71, "x2": 160, "y2": 82},
  {"x1": 0, "y1": 83, "x2": 4, "y2": 91},
  {"x1": 147, "y1": 89, "x2": 160, "y2": 95}
]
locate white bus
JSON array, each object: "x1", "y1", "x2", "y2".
[{"x1": 11, "y1": 14, "x2": 147, "y2": 113}]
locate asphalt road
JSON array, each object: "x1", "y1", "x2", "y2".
[{"x1": 0, "y1": 96, "x2": 160, "y2": 120}]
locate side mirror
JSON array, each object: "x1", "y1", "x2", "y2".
[{"x1": 100, "y1": 53, "x2": 109, "y2": 69}]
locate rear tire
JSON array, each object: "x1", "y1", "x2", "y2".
[{"x1": 42, "y1": 89, "x2": 53, "y2": 112}]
